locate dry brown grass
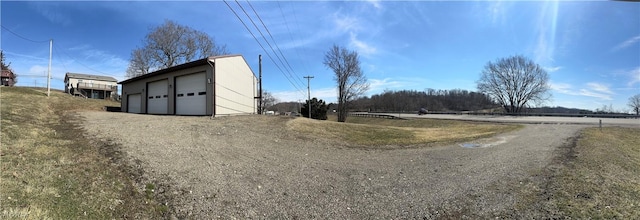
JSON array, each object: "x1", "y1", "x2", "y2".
[
  {"x1": 289, "y1": 115, "x2": 521, "y2": 147},
  {"x1": 550, "y1": 127, "x2": 640, "y2": 218},
  {"x1": 1, "y1": 87, "x2": 161, "y2": 219}
]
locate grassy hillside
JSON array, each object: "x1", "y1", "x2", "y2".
[
  {"x1": 550, "y1": 127, "x2": 640, "y2": 218},
  {"x1": 1, "y1": 87, "x2": 161, "y2": 219}
]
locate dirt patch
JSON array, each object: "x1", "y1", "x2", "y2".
[{"x1": 78, "y1": 112, "x2": 588, "y2": 218}]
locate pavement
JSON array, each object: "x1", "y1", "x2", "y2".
[{"x1": 369, "y1": 113, "x2": 640, "y2": 127}]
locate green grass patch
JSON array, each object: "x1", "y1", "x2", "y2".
[
  {"x1": 290, "y1": 114, "x2": 521, "y2": 147},
  {"x1": 1, "y1": 87, "x2": 161, "y2": 219},
  {"x1": 550, "y1": 127, "x2": 640, "y2": 218}
]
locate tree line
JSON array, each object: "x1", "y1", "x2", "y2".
[{"x1": 349, "y1": 89, "x2": 497, "y2": 112}]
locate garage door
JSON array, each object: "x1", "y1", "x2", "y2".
[
  {"x1": 176, "y1": 73, "x2": 206, "y2": 115},
  {"x1": 147, "y1": 79, "x2": 168, "y2": 114},
  {"x1": 127, "y1": 94, "x2": 141, "y2": 113}
]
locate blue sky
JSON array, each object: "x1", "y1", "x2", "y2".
[{"x1": 2, "y1": 1, "x2": 639, "y2": 112}]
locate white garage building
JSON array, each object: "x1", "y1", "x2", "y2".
[{"x1": 119, "y1": 55, "x2": 258, "y2": 116}]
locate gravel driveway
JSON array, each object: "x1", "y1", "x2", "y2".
[{"x1": 79, "y1": 112, "x2": 587, "y2": 218}]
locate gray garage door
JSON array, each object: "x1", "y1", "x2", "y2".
[
  {"x1": 127, "y1": 94, "x2": 141, "y2": 113},
  {"x1": 176, "y1": 73, "x2": 206, "y2": 115},
  {"x1": 147, "y1": 79, "x2": 168, "y2": 114}
]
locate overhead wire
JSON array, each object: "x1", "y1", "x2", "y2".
[
  {"x1": 222, "y1": 0, "x2": 305, "y2": 97},
  {"x1": 246, "y1": 0, "x2": 306, "y2": 88},
  {"x1": 234, "y1": 0, "x2": 306, "y2": 91},
  {"x1": 53, "y1": 43, "x2": 124, "y2": 78},
  {"x1": 277, "y1": 1, "x2": 311, "y2": 75},
  {"x1": 1, "y1": 25, "x2": 49, "y2": 43}
]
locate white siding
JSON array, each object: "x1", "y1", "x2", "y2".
[{"x1": 214, "y1": 56, "x2": 257, "y2": 115}]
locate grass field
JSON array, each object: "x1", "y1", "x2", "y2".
[
  {"x1": 1, "y1": 87, "x2": 161, "y2": 219},
  {"x1": 4, "y1": 87, "x2": 637, "y2": 218},
  {"x1": 549, "y1": 127, "x2": 640, "y2": 218},
  {"x1": 289, "y1": 114, "x2": 522, "y2": 146}
]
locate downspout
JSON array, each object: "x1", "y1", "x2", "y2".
[{"x1": 207, "y1": 58, "x2": 216, "y2": 119}]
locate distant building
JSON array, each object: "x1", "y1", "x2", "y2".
[
  {"x1": 119, "y1": 55, "x2": 258, "y2": 116},
  {"x1": 64, "y1": 73, "x2": 118, "y2": 99},
  {"x1": 1, "y1": 69, "x2": 16, "y2": 86}
]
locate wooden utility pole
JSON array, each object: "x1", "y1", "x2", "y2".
[
  {"x1": 258, "y1": 54, "x2": 262, "y2": 114},
  {"x1": 304, "y1": 76, "x2": 314, "y2": 119},
  {"x1": 47, "y1": 39, "x2": 52, "y2": 96}
]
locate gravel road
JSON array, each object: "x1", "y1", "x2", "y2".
[{"x1": 79, "y1": 112, "x2": 588, "y2": 218}]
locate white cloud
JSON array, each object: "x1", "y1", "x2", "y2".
[
  {"x1": 544, "y1": 66, "x2": 562, "y2": 73},
  {"x1": 349, "y1": 32, "x2": 377, "y2": 56},
  {"x1": 579, "y1": 89, "x2": 612, "y2": 101},
  {"x1": 586, "y1": 82, "x2": 613, "y2": 94},
  {"x1": 628, "y1": 67, "x2": 640, "y2": 87},
  {"x1": 549, "y1": 82, "x2": 572, "y2": 94},
  {"x1": 332, "y1": 13, "x2": 362, "y2": 33},
  {"x1": 487, "y1": 1, "x2": 506, "y2": 26},
  {"x1": 29, "y1": 65, "x2": 49, "y2": 75},
  {"x1": 369, "y1": 78, "x2": 406, "y2": 91},
  {"x1": 31, "y1": 2, "x2": 72, "y2": 26},
  {"x1": 533, "y1": 1, "x2": 559, "y2": 65},
  {"x1": 612, "y1": 35, "x2": 640, "y2": 51},
  {"x1": 367, "y1": 77, "x2": 430, "y2": 95},
  {"x1": 273, "y1": 87, "x2": 337, "y2": 103},
  {"x1": 549, "y1": 81, "x2": 614, "y2": 101},
  {"x1": 367, "y1": 0, "x2": 382, "y2": 10}
]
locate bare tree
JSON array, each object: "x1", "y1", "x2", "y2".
[
  {"x1": 125, "y1": 47, "x2": 155, "y2": 78},
  {"x1": 629, "y1": 94, "x2": 640, "y2": 115},
  {"x1": 477, "y1": 55, "x2": 551, "y2": 113},
  {"x1": 324, "y1": 45, "x2": 369, "y2": 122},
  {"x1": 1, "y1": 50, "x2": 9, "y2": 70},
  {"x1": 259, "y1": 90, "x2": 278, "y2": 113},
  {"x1": 126, "y1": 20, "x2": 228, "y2": 78}
]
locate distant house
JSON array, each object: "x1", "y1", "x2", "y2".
[
  {"x1": 64, "y1": 73, "x2": 118, "y2": 99},
  {"x1": 119, "y1": 54, "x2": 257, "y2": 116},
  {"x1": 1, "y1": 69, "x2": 16, "y2": 86}
]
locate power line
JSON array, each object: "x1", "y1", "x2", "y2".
[
  {"x1": 234, "y1": 0, "x2": 306, "y2": 91},
  {"x1": 52, "y1": 43, "x2": 124, "y2": 78},
  {"x1": 277, "y1": 2, "x2": 311, "y2": 75},
  {"x1": 288, "y1": 2, "x2": 314, "y2": 75},
  {"x1": 222, "y1": 0, "x2": 305, "y2": 97},
  {"x1": 246, "y1": 0, "x2": 306, "y2": 88},
  {"x1": 1, "y1": 25, "x2": 49, "y2": 43}
]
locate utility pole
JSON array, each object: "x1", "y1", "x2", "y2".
[
  {"x1": 47, "y1": 39, "x2": 52, "y2": 97},
  {"x1": 258, "y1": 54, "x2": 262, "y2": 114},
  {"x1": 304, "y1": 76, "x2": 314, "y2": 119}
]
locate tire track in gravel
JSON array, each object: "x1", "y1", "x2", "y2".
[{"x1": 79, "y1": 112, "x2": 588, "y2": 219}]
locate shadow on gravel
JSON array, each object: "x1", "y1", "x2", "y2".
[{"x1": 104, "y1": 106, "x2": 121, "y2": 112}]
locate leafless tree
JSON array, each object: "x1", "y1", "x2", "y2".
[
  {"x1": 259, "y1": 90, "x2": 278, "y2": 113},
  {"x1": 324, "y1": 45, "x2": 369, "y2": 122},
  {"x1": 125, "y1": 47, "x2": 155, "y2": 78},
  {"x1": 629, "y1": 94, "x2": 640, "y2": 115},
  {"x1": 126, "y1": 20, "x2": 228, "y2": 78},
  {"x1": 1, "y1": 50, "x2": 9, "y2": 70},
  {"x1": 477, "y1": 55, "x2": 551, "y2": 113}
]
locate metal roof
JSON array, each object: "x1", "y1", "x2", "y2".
[
  {"x1": 118, "y1": 54, "x2": 245, "y2": 85},
  {"x1": 65, "y1": 72, "x2": 118, "y2": 82}
]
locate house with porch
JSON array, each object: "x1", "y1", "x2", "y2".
[
  {"x1": 1, "y1": 69, "x2": 16, "y2": 86},
  {"x1": 64, "y1": 72, "x2": 118, "y2": 99}
]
